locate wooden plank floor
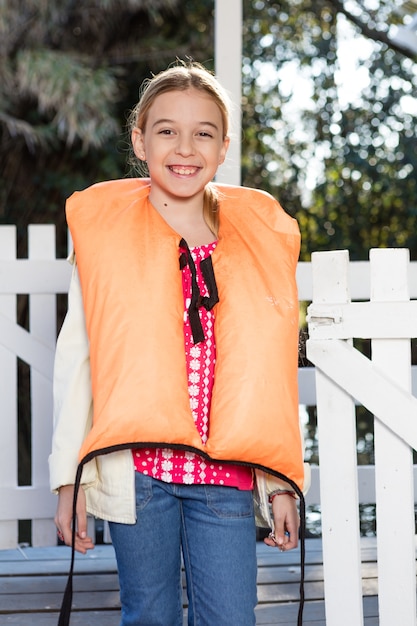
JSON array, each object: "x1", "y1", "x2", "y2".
[{"x1": 0, "y1": 538, "x2": 381, "y2": 625}]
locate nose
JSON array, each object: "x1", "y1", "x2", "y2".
[{"x1": 175, "y1": 133, "x2": 195, "y2": 157}]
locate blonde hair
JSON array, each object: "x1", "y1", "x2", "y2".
[{"x1": 128, "y1": 61, "x2": 231, "y2": 236}]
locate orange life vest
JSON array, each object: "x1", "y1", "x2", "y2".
[{"x1": 66, "y1": 178, "x2": 305, "y2": 491}]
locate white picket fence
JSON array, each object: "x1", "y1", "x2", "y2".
[
  {"x1": 0, "y1": 225, "x2": 69, "y2": 547},
  {"x1": 307, "y1": 248, "x2": 417, "y2": 626},
  {"x1": 1, "y1": 225, "x2": 417, "y2": 624}
]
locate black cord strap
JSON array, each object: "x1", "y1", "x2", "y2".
[
  {"x1": 179, "y1": 238, "x2": 219, "y2": 344},
  {"x1": 58, "y1": 462, "x2": 83, "y2": 626}
]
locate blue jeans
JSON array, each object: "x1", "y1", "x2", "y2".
[{"x1": 109, "y1": 471, "x2": 257, "y2": 626}]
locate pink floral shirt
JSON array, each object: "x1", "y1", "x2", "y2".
[{"x1": 133, "y1": 241, "x2": 253, "y2": 490}]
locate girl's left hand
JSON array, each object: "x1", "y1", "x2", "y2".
[{"x1": 263, "y1": 493, "x2": 299, "y2": 551}]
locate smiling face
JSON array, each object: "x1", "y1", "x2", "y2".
[{"x1": 132, "y1": 88, "x2": 229, "y2": 208}]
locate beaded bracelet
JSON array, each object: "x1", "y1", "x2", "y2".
[{"x1": 268, "y1": 489, "x2": 297, "y2": 503}]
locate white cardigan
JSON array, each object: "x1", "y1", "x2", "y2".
[{"x1": 49, "y1": 259, "x2": 137, "y2": 523}]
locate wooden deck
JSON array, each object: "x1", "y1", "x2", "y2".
[{"x1": 0, "y1": 537, "x2": 382, "y2": 625}]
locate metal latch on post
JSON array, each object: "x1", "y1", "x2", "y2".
[{"x1": 306, "y1": 305, "x2": 343, "y2": 325}]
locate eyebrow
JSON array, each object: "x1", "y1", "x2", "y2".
[{"x1": 152, "y1": 118, "x2": 220, "y2": 130}]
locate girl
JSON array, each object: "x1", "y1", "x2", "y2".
[{"x1": 50, "y1": 61, "x2": 307, "y2": 626}]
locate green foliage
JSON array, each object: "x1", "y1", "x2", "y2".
[
  {"x1": 1, "y1": 0, "x2": 416, "y2": 263},
  {"x1": 15, "y1": 49, "x2": 120, "y2": 148},
  {"x1": 240, "y1": 0, "x2": 417, "y2": 260},
  {"x1": 0, "y1": 0, "x2": 214, "y2": 255}
]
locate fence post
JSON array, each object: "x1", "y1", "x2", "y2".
[
  {"x1": 215, "y1": 0, "x2": 242, "y2": 186},
  {"x1": 0, "y1": 227, "x2": 19, "y2": 547},
  {"x1": 307, "y1": 250, "x2": 364, "y2": 626},
  {"x1": 29, "y1": 225, "x2": 59, "y2": 546},
  {"x1": 371, "y1": 248, "x2": 416, "y2": 625}
]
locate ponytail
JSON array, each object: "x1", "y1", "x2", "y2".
[{"x1": 203, "y1": 184, "x2": 220, "y2": 237}]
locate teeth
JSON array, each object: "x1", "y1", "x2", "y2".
[{"x1": 171, "y1": 166, "x2": 197, "y2": 175}]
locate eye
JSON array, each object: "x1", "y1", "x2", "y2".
[
  {"x1": 158, "y1": 129, "x2": 174, "y2": 135},
  {"x1": 197, "y1": 131, "x2": 213, "y2": 138}
]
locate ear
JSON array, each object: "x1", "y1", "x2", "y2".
[
  {"x1": 131, "y1": 127, "x2": 146, "y2": 160},
  {"x1": 218, "y1": 135, "x2": 230, "y2": 165}
]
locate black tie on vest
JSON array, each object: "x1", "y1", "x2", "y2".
[{"x1": 179, "y1": 238, "x2": 219, "y2": 344}]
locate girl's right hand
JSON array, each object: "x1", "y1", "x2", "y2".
[
  {"x1": 54, "y1": 484, "x2": 95, "y2": 554},
  {"x1": 264, "y1": 493, "x2": 299, "y2": 551}
]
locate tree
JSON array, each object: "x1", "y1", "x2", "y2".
[
  {"x1": 240, "y1": 0, "x2": 417, "y2": 260},
  {"x1": 2, "y1": 0, "x2": 416, "y2": 261},
  {"x1": 0, "y1": 0, "x2": 215, "y2": 254}
]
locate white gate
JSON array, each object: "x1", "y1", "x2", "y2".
[
  {"x1": 0, "y1": 225, "x2": 71, "y2": 548},
  {"x1": 307, "y1": 248, "x2": 417, "y2": 626}
]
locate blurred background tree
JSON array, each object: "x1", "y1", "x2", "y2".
[
  {"x1": 1, "y1": 0, "x2": 416, "y2": 261},
  {"x1": 240, "y1": 0, "x2": 417, "y2": 260},
  {"x1": 0, "y1": 0, "x2": 215, "y2": 255}
]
